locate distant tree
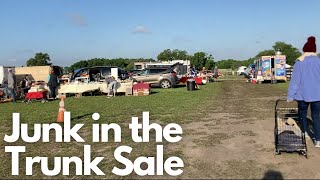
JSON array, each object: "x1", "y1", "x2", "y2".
[
  {"x1": 255, "y1": 42, "x2": 301, "y2": 65},
  {"x1": 272, "y1": 42, "x2": 301, "y2": 65},
  {"x1": 216, "y1": 59, "x2": 241, "y2": 70},
  {"x1": 157, "y1": 49, "x2": 191, "y2": 61},
  {"x1": 204, "y1": 54, "x2": 215, "y2": 70},
  {"x1": 205, "y1": 60, "x2": 215, "y2": 70},
  {"x1": 26, "y1": 53, "x2": 51, "y2": 66},
  {"x1": 191, "y1": 52, "x2": 207, "y2": 70},
  {"x1": 157, "y1": 49, "x2": 172, "y2": 61},
  {"x1": 241, "y1": 58, "x2": 255, "y2": 67},
  {"x1": 68, "y1": 58, "x2": 155, "y2": 72},
  {"x1": 125, "y1": 62, "x2": 135, "y2": 71},
  {"x1": 318, "y1": 53, "x2": 320, "y2": 57},
  {"x1": 88, "y1": 58, "x2": 105, "y2": 67},
  {"x1": 69, "y1": 60, "x2": 89, "y2": 71},
  {"x1": 171, "y1": 49, "x2": 188, "y2": 60},
  {"x1": 255, "y1": 49, "x2": 275, "y2": 58}
]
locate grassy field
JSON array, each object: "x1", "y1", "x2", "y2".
[
  {"x1": 273, "y1": 82, "x2": 289, "y2": 92},
  {"x1": 0, "y1": 82, "x2": 222, "y2": 179}
]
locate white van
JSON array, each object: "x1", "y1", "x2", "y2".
[
  {"x1": 236, "y1": 66, "x2": 247, "y2": 75},
  {"x1": 0, "y1": 66, "x2": 15, "y2": 87}
]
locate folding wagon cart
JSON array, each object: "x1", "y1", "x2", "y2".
[{"x1": 274, "y1": 99, "x2": 307, "y2": 158}]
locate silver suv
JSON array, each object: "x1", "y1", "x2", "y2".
[{"x1": 131, "y1": 68, "x2": 179, "y2": 88}]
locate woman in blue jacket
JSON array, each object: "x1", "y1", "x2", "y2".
[{"x1": 287, "y1": 36, "x2": 320, "y2": 148}]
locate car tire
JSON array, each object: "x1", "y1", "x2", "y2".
[{"x1": 160, "y1": 79, "x2": 171, "y2": 88}]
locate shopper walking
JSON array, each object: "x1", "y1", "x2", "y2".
[
  {"x1": 48, "y1": 70, "x2": 59, "y2": 99},
  {"x1": 287, "y1": 36, "x2": 320, "y2": 148},
  {"x1": 7, "y1": 69, "x2": 16, "y2": 103}
]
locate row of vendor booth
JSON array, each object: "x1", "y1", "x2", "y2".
[
  {"x1": 1, "y1": 64, "x2": 212, "y2": 103},
  {"x1": 39, "y1": 70, "x2": 209, "y2": 99}
]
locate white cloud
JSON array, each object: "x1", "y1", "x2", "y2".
[
  {"x1": 68, "y1": 13, "x2": 88, "y2": 27},
  {"x1": 133, "y1": 25, "x2": 150, "y2": 34}
]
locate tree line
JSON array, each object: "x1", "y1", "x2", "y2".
[{"x1": 25, "y1": 41, "x2": 320, "y2": 72}]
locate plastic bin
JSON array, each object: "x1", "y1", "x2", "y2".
[{"x1": 187, "y1": 79, "x2": 196, "y2": 91}]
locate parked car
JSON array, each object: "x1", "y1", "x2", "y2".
[
  {"x1": 131, "y1": 67, "x2": 179, "y2": 88},
  {"x1": 71, "y1": 66, "x2": 129, "y2": 81},
  {"x1": 128, "y1": 70, "x2": 142, "y2": 76}
]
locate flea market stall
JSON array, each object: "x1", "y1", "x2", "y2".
[{"x1": 57, "y1": 68, "x2": 133, "y2": 97}]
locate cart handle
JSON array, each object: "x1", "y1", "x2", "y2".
[{"x1": 274, "y1": 98, "x2": 290, "y2": 112}]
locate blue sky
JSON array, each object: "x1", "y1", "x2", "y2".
[{"x1": 0, "y1": 0, "x2": 319, "y2": 67}]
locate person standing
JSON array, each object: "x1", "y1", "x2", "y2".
[
  {"x1": 287, "y1": 36, "x2": 320, "y2": 148},
  {"x1": 106, "y1": 76, "x2": 117, "y2": 97},
  {"x1": 21, "y1": 75, "x2": 31, "y2": 95},
  {"x1": 201, "y1": 67, "x2": 208, "y2": 82},
  {"x1": 213, "y1": 66, "x2": 219, "y2": 80},
  {"x1": 7, "y1": 69, "x2": 16, "y2": 103},
  {"x1": 190, "y1": 66, "x2": 196, "y2": 77},
  {"x1": 48, "y1": 70, "x2": 59, "y2": 99}
]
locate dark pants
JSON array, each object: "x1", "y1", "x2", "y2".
[
  {"x1": 298, "y1": 101, "x2": 320, "y2": 141},
  {"x1": 7, "y1": 88, "x2": 16, "y2": 103},
  {"x1": 49, "y1": 86, "x2": 56, "y2": 99},
  {"x1": 22, "y1": 87, "x2": 30, "y2": 95},
  {"x1": 244, "y1": 73, "x2": 250, "y2": 79}
]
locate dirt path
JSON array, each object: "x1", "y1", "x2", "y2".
[{"x1": 176, "y1": 80, "x2": 320, "y2": 179}]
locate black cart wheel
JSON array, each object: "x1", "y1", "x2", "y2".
[{"x1": 300, "y1": 151, "x2": 308, "y2": 159}]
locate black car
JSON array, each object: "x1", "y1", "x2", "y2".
[{"x1": 72, "y1": 66, "x2": 129, "y2": 81}]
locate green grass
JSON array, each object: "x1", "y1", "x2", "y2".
[
  {"x1": 0, "y1": 82, "x2": 222, "y2": 179},
  {"x1": 273, "y1": 82, "x2": 289, "y2": 92},
  {"x1": 0, "y1": 83, "x2": 221, "y2": 124}
]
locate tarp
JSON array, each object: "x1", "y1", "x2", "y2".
[
  {"x1": 15, "y1": 66, "x2": 51, "y2": 82},
  {"x1": 57, "y1": 81, "x2": 133, "y2": 94}
]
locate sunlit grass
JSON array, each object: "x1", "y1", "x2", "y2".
[{"x1": 0, "y1": 82, "x2": 222, "y2": 179}]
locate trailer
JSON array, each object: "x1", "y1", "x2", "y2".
[{"x1": 254, "y1": 55, "x2": 287, "y2": 84}]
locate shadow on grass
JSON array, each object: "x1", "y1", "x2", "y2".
[
  {"x1": 262, "y1": 170, "x2": 283, "y2": 180},
  {"x1": 71, "y1": 113, "x2": 93, "y2": 120},
  {"x1": 150, "y1": 91, "x2": 158, "y2": 95},
  {"x1": 212, "y1": 80, "x2": 223, "y2": 83}
]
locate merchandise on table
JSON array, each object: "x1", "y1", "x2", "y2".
[{"x1": 133, "y1": 82, "x2": 150, "y2": 96}]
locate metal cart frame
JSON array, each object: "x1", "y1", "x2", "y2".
[{"x1": 274, "y1": 99, "x2": 308, "y2": 158}]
